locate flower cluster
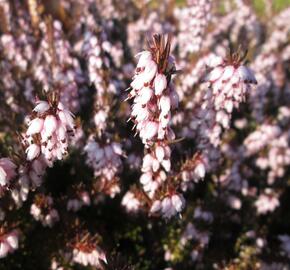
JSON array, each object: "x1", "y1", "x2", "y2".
[
  {"x1": 140, "y1": 144, "x2": 171, "y2": 197},
  {"x1": 128, "y1": 35, "x2": 178, "y2": 146},
  {"x1": 72, "y1": 236, "x2": 107, "y2": 268},
  {"x1": 255, "y1": 189, "x2": 280, "y2": 215},
  {"x1": 73, "y1": 248, "x2": 106, "y2": 268},
  {"x1": 25, "y1": 98, "x2": 75, "y2": 166},
  {"x1": 121, "y1": 191, "x2": 141, "y2": 213},
  {"x1": 199, "y1": 51, "x2": 257, "y2": 135},
  {"x1": 150, "y1": 193, "x2": 185, "y2": 219},
  {"x1": 30, "y1": 194, "x2": 59, "y2": 227}
]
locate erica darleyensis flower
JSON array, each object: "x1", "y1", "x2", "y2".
[
  {"x1": 24, "y1": 94, "x2": 75, "y2": 166},
  {"x1": 128, "y1": 34, "x2": 178, "y2": 147},
  {"x1": 205, "y1": 49, "x2": 257, "y2": 116},
  {"x1": 188, "y1": 49, "x2": 257, "y2": 152}
]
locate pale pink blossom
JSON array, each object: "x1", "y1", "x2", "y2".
[
  {"x1": 33, "y1": 101, "x2": 49, "y2": 113},
  {"x1": 72, "y1": 246, "x2": 107, "y2": 268},
  {"x1": 25, "y1": 100, "x2": 75, "y2": 165},
  {"x1": 255, "y1": 189, "x2": 280, "y2": 215},
  {"x1": 25, "y1": 144, "x2": 40, "y2": 161},
  {"x1": 0, "y1": 158, "x2": 17, "y2": 186},
  {"x1": 122, "y1": 191, "x2": 141, "y2": 213},
  {"x1": 26, "y1": 118, "x2": 44, "y2": 136},
  {"x1": 154, "y1": 73, "x2": 167, "y2": 95},
  {"x1": 150, "y1": 194, "x2": 185, "y2": 219},
  {"x1": 0, "y1": 230, "x2": 19, "y2": 259}
]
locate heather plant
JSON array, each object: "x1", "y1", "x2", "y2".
[{"x1": 0, "y1": 0, "x2": 290, "y2": 269}]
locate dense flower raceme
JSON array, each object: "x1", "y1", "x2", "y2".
[
  {"x1": 0, "y1": 4, "x2": 85, "y2": 114},
  {"x1": 24, "y1": 97, "x2": 76, "y2": 167},
  {"x1": 204, "y1": 51, "x2": 257, "y2": 123},
  {"x1": 127, "y1": 36, "x2": 178, "y2": 147},
  {"x1": 0, "y1": 95, "x2": 77, "y2": 213},
  {"x1": 243, "y1": 121, "x2": 290, "y2": 185},
  {"x1": 9, "y1": 159, "x2": 44, "y2": 208},
  {"x1": 125, "y1": 35, "x2": 186, "y2": 218},
  {"x1": 0, "y1": 155, "x2": 46, "y2": 211},
  {"x1": 82, "y1": 29, "x2": 116, "y2": 97}
]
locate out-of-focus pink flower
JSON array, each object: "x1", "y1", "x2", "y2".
[
  {"x1": 122, "y1": 191, "x2": 141, "y2": 213},
  {"x1": 150, "y1": 193, "x2": 185, "y2": 219},
  {"x1": 255, "y1": 189, "x2": 280, "y2": 215},
  {"x1": 0, "y1": 230, "x2": 19, "y2": 259},
  {"x1": 0, "y1": 158, "x2": 17, "y2": 187}
]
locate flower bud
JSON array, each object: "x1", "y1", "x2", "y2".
[
  {"x1": 44, "y1": 115, "x2": 58, "y2": 137},
  {"x1": 154, "y1": 74, "x2": 167, "y2": 95},
  {"x1": 26, "y1": 144, "x2": 40, "y2": 161},
  {"x1": 27, "y1": 118, "x2": 44, "y2": 136}
]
